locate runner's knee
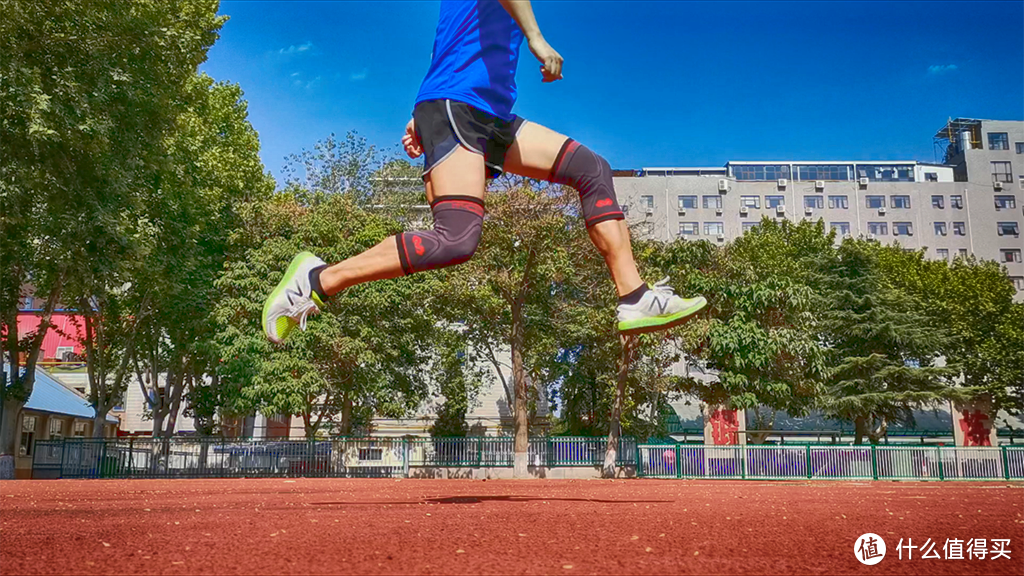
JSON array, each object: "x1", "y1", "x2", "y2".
[
  {"x1": 550, "y1": 140, "x2": 624, "y2": 227},
  {"x1": 396, "y1": 196, "x2": 484, "y2": 274}
]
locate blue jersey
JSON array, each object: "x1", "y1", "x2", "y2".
[{"x1": 416, "y1": 0, "x2": 525, "y2": 120}]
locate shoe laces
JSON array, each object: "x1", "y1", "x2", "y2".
[
  {"x1": 651, "y1": 277, "x2": 677, "y2": 298},
  {"x1": 285, "y1": 299, "x2": 319, "y2": 331}
]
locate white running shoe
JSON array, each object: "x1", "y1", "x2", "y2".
[
  {"x1": 616, "y1": 277, "x2": 707, "y2": 335},
  {"x1": 262, "y1": 252, "x2": 327, "y2": 344}
]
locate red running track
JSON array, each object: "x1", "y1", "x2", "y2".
[{"x1": 1, "y1": 478, "x2": 1022, "y2": 575}]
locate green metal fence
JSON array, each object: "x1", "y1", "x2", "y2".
[
  {"x1": 31, "y1": 436, "x2": 638, "y2": 479},
  {"x1": 636, "y1": 444, "x2": 1024, "y2": 480}
]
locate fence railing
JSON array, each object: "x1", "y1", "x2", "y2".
[
  {"x1": 636, "y1": 444, "x2": 1024, "y2": 481},
  {"x1": 31, "y1": 436, "x2": 638, "y2": 479}
]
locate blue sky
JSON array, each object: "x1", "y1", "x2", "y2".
[{"x1": 200, "y1": 1, "x2": 1024, "y2": 185}]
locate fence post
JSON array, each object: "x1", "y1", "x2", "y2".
[
  {"x1": 1001, "y1": 445, "x2": 1009, "y2": 480},
  {"x1": 870, "y1": 445, "x2": 878, "y2": 480},
  {"x1": 675, "y1": 444, "x2": 682, "y2": 479},
  {"x1": 128, "y1": 436, "x2": 134, "y2": 478},
  {"x1": 740, "y1": 446, "x2": 746, "y2": 480},
  {"x1": 477, "y1": 437, "x2": 483, "y2": 468},
  {"x1": 403, "y1": 437, "x2": 410, "y2": 478},
  {"x1": 937, "y1": 447, "x2": 945, "y2": 481},
  {"x1": 59, "y1": 439, "x2": 68, "y2": 478},
  {"x1": 806, "y1": 444, "x2": 812, "y2": 479},
  {"x1": 636, "y1": 443, "x2": 642, "y2": 478}
]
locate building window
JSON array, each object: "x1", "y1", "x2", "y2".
[
  {"x1": 1020, "y1": 176, "x2": 1024, "y2": 190},
  {"x1": 703, "y1": 195, "x2": 722, "y2": 210},
  {"x1": 934, "y1": 222, "x2": 947, "y2": 236},
  {"x1": 1001, "y1": 249, "x2": 1022, "y2": 263},
  {"x1": 704, "y1": 222, "x2": 724, "y2": 236},
  {"x1": 1016, "y1": 142, "x2": 1024, "y2": 154},
  {"x1": 931, "y1": 195, "x2": 944, "y2": 209},
  {"x1": 893, "y1": 222, "x2": 913, "y2": 236},
  {"x1": 997, "y1": 222, "x2": 1020, "y2": 237},
  {"x1": 49, "y1": 419, "x2": 64, "y2": 440},
  {"x1": 766, "y1": 195, "x2": 785, "y2": 209},
  {"x1": 740, "y1": 195, "x2": 760, "y2": 209},
  {"x1": 925, "y1": 172, "x2": 938, "y2": 182},
  {"x1": 20, "y1": 416, "x2": 36, "y2": 457},
  {"x1": 992, "y1": 161, "x2": 1013, "y2": 183},
  {"x1": 936, "y1": 248, "x2": 949, "y2": 260},
  {"x1": 797, "y1": 165, "x2": 851, "y2": 181},
  {"x1": 890, "y1": 195, "x2": 911, "y2": 209},
  {"x1": 1012, "y1": 277, "x2": 1024, "y2": 290},
  {"x1": 950, "y1": 195, "x2": 964, "y2": 209},
  {"x1": 73, "y1": 422, "x2": 88, "y2": 437},
  {"x1": 830, "y1": 222, "x2": 851, "y2": 236},
  {"x1": 952, "y1": 221, "x2": 966, "y2": 236},
  {"x1": 856, "y1": 164, "x2": 915, "y2": 182},
  {"x1": 621, "y1": 204, "x2": 629, "y2": 216},
  {"x1": 958, "y1": 248, "x2": 969, "y2": 259},
  {"x1": 995, "y1": 195, "x2": 1017, "y2": 210},
  {"x1": 868, "y1": 222, "x2": 888, "y2": 236},
  {"x1": 988, "y1": 132, "x2": 1009, "y2": 150},
  {"x1": 804, "y1": 195, "x2": 823, "y2": 209},
  {"x1": 733, "y1": 164, "x2": 791, "y2": 181},
  {"x1": 827, "y1": 195, "x2": 848, "y2": 209},
  {"x1": 640, "y1": 195, "x2": 654, "y2": 210},
  {"x1": 866, "y1": 195, "x2": 886, "y2": 209},
  {"x1": 678, "y1": 195, "x2": 697, "y2": 210},
  {"x1": 742, "y1": 222, "x2": 759, "y2": 233},
  {"x1": 679, "y1": 222, "x2": 699, "y2": 236}
]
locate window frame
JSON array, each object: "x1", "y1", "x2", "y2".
[
  {"x1": 703, "y1": 222, "x2": 724, "y2": 236},
  {"x1": 991, "y1": 161, "x2": 1013, "y2": 183},
  {"x1": 890, "y1": 195, "x2": 911, "y2": 209},
  {"x1": 868, "y1": 222, "x2": 888, "y2": 236},
  {"x1": 678, "y1": 222, "x2": 699, "y2": 236},
  {"x1": 934, "y1": 222, "x2": 947, "y2": 236},
  {"x1": 1000, "y1": 249, "x2": 1022, "y2": 263},
  {"x1": 702, "y1": 195, "x2": 722, "y2": 210},
  {"x1": 678, "y1": 195, "x2": 697, "y2": 210},
  {"x1": 640, "y1": 195, "x2": 655, "y2": 209},
  {"x1": 804, "y1": 195, "x2": 824, "y2": 209},
  {"x1": 997, "y1": 222, "x2": 1020, "y2": 237},
  {"x1": 893, "y1": 222, "x2": 914, "y2": 236},
  {"x1": 827, "y1": 195, "x2": 848, "y2": 209},
  {"x1": 866, "y1": 195, "x2": 886, "y2": 209},
  {"x1": 936, "y1": 248, "x2": 949, "y2": 260},
  {"x1": 740, "y1": 195, "x2": 761, "y2": 209},
  {"x1": 988, "y1": 132, "x2": 1009, "y2": 151},
  {"x1": 994, "y1": 195, "x2": 1017, "y2": 210},
  {"x1": 931, "y1": 195, "x2": 944, "y2": 209},
  {"x1": 950, "y1": 195, "x2": 964, "y2": 209},
  {"x1": 830, "y1": 222, "x2": 851, "y2": 236},
  {"x1": 952, "y1": 221, "x2": 966, "y2": 236},
  {"x1": 766, "y1": 195, "x2": 785, "y2": 209}
]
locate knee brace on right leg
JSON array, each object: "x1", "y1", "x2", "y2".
[
  {"x1": 396, "y1": 196, "x2": 484, "y2": 275},
  {"x1": 551, "y1": 140, "x2": 625, "y2": 227}
]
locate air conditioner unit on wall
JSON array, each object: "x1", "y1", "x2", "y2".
[
  {"x1": 804, "y1": 207, "x2": 813, "y2": 215},
  {"x1": 718, "y1": 179, "x2": 729, "y2": 193},
  {"x1": 777, "y1": 179, "x2": 787, "y2": 188},
  {"x1": 815, "y1": 180, "x2": 825, "y2": 190},
  {"x1": 775, "y1": 205, "x2": 786, "y2": 215},
  {"x1": 678, "y1": 209, "x2": 686, "y2": 216},
  {"x1": 878, "y1": 207, "x2": 886, "y2": 215},
  {"x1": 739, "y1": 206, "x2": 749, "y2": 215},
  {"x1": 859, "y1": 177, "x2": 869, "y2": 187},
  {"x1": 645, "y1": 208, "x2": 654, "y2": 215},
  {"x1": 717, "y1": 233, "x2": 726, "y2": 241},
  {"x1": 715, "y1": 208, "x2": 723, "y2": 216},
  {"x1": 994, "y1": 181, "x2": 1004, "y2": 190}
]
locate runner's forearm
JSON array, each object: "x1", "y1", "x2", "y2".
[{"x1": 498, "y1": 0, "x2": 544, "y2": 42}]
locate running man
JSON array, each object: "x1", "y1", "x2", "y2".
[{"x1": 263, "y1": 0, "x2": 706, "y2": 344}]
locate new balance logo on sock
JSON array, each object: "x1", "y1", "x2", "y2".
[{"x1": 413, "y1": 236, "x2": 425, "y2": 256}]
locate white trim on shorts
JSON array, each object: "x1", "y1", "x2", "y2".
[{"x1": 445, "y1": 99, "x2": 485, "y2": 156}]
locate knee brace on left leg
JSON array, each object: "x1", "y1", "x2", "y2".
[
  {"x1": 396, "y1": 196, "x2": 484, "y2": 275},
  {"x1": 551, "y1": 140, "x2": 625, "y2": 227}
]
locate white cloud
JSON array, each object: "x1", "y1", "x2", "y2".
[
  {"x1": 290, "y1": 72, "x2": 301, "y2": 77},
  {"x1": 350, "y1": 68, "x2": 369, "y2": 81},
  {"x1": 927, "y1": 64, "x2": 958, "y2": 75},
  {"x1": 278, "y1": 41, "x2": 314, "y2": 56}
]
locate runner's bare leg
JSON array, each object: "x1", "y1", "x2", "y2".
[
  {"x1": 315, "y1": 146, "x2": 486, "y2": 296},
  {"x1": 503, "y1": 121, "x2": 644, "y2": 296}
]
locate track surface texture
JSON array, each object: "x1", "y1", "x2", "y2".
[{"x1": 2, "y1": 479, "x2": 1022, "y2": 575}]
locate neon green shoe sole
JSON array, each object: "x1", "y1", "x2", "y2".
[{"x1": 618, "y1": 296, "x2": 707, "y2": 335}]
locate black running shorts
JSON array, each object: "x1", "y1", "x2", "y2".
[{"x1": 414, "y1": 99, "x2": 527, "y2": 179}]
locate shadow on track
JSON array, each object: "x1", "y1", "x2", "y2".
[{"x1": 310, "y1": 495, "x2": 673, "y2": 506}]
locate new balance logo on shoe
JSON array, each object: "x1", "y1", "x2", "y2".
[
  {"x1": 285, "y1": 286, "x2": 303, "y2": 306},
  {"x1": 649, "y1": 295, "x2": 668, "y2": 315}
]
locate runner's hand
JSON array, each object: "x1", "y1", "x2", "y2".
[
  {"x1": 403, "y1": 118, "x2": 422, "y2": 158},
  {"x1": 528, "y1": 36, "x2": 562, "y2": 82}
]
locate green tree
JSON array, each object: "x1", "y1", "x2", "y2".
[
  {"x1": 820, "y1": 239, "x2": 964, "y2": 444},
  {"x1": 0, "y1": 0, "x2": 224, "y2": 476}
]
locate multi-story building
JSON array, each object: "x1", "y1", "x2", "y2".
[{"x1": 614, "y1": 118, "x2": 1024, "y2": 297}]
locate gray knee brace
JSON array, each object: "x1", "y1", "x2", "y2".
[
  {"x1": 551, "y1": 140, "x2": 625, "y2": 227},
  {"x1": 397, "y1": 196, "x2": 484, "y2": 275}
]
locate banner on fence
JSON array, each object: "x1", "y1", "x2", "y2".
[{"x1": 703, "y1": 405, "x2": 745, "y2": 446}]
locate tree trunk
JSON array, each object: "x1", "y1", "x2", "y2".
[
  {"x1": 604, "y1": 335, "x2": 633, "y2": 478},
  {"x1": 0, "y1": 399, "x2": 23, "y2": 480},
  {"x1": 853, "y1": 415, "x2": 868, "y2": 445},
  {"x1": 92, "y1": 414, "x2": 108, "y2": 438},
  {"x1": 511, "y1": 298, "x2": 529, "y2": 478},
  {"x1": 340, "y1": 389, "x2": 353, "y2": 436}
]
